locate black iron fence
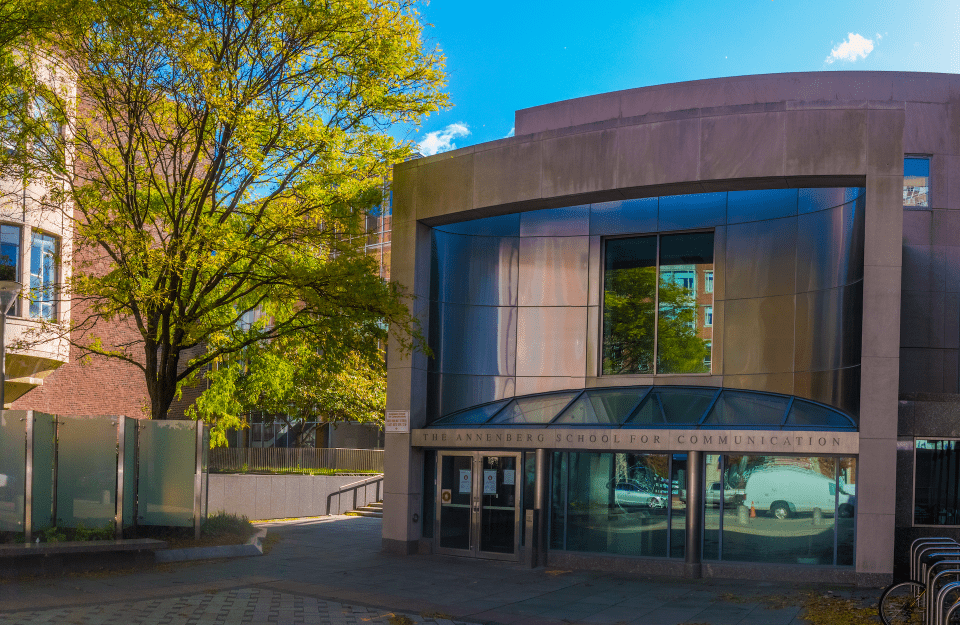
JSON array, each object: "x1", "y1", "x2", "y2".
[{"x1": 209, "y1": 447, "x2": 383, "y2": 473}]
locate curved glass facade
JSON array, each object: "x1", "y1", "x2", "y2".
[
  {"x1": 427, "y1": 386, "x2": 857, "y2": 431},
  {"x1": 427, "y1": 186, "x2": 865, "y2": 423}
]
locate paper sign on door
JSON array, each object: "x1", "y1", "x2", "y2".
[
  {"x1": 458, "y1": 470, "x2": 471, "y2": 494},
  {"x1": 483, "y1": 470, "x2": 497, "y2": 494},
  {"x1": 503, "y1": 469, "x2": 515, "y2": 486}
]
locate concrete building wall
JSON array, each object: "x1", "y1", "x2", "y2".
[{"x1": 382, "y1": 71, "x2": 958, "y2": 583}]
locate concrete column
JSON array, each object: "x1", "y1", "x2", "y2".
[{"x1": 685, "y1": 449, "x2": 703, "y2": 578}]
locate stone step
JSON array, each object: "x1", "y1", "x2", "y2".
[{"x1": 344, "y1": 501, "x2": 383, "y2": 518}]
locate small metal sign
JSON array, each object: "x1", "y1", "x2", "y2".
[{"x1": 385, "y1": 410, "x2": 410, "y2": 433}]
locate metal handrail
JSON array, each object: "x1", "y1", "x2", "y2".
[{"x1": 326, "y1": 473, "x2": 384, "y2": 515}]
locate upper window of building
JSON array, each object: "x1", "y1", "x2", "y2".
[
  {"x1": 0, "y1": 225, "x2": 21, "y2": 316},
  {"x1": 904, "y1": 157, "x2": 930, "y2": 208},
  {"x1": 704, "y1": 270, "x2": 714, "y2": 294},
  {"x1": 29, "y1": 231, "x2": 57, "y2": 320},
  {"x1": 602, "y1": 232, "x2": 714, "y2": 376}
]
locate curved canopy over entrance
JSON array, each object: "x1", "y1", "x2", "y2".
[{"x1": 427, "y1": 386, "x2": 857, "y2": 431}]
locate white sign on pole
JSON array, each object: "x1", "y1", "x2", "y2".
[{"x1": 385, "y1": 410, "x2": 410, "y2": 433}]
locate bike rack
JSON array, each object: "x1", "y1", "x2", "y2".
[
  {"x1": 918, "y1": 545, "x2": 960, "y2": 582},
  {"x1": 912, "y1": 538, "x2": 959, "y2": 579},
  {"x1": 918, "y1": 549, "x2": 960, "y2": 590},
  {"x1": 925, "y1": 560, "x2": 960, "y2": 616},
  {"x1": 935, "y1": 580, "x2": 960, "y2": 625}
]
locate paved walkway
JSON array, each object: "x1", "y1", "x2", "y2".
[{"x1": 0, "y1": 516, "x2": 880, "y2": 625}]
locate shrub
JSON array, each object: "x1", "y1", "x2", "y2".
[{"x1": 202, "y1": 511, "x2": 257, "y2": 540}]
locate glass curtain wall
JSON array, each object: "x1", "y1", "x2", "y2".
[
  {"x1": 549, "y1": 452, "x2": 855, "y2": 566},
  {"x1": 705, "y1": 454, "x2": 856, "y2": 566},
  {"x1": 603, "y1": 233, "x2": 713, "y2": 375},
  {"x1": 550, "y1": 452, "x2": 679, "y2": 558}
]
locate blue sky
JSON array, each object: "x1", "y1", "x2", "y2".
[{"x1": 411, "y1": 0, "x2": 960, "y2": 156}]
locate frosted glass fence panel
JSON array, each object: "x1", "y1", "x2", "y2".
[
  {"x1": 138, "y1": 421, "x2": 198, "y2": 527},
  {"x1": 122, "y1": 416, "x2": 137, "y2": 529},
  {"x1": 56, "y1": 415, "x2": 118, "y2": 528},
  {"x1": 0, "y1": 411, "x2": 27, "y2": 532},
  {"x1": 30, "y1": 412, "x2": 55, "y2": 531}
]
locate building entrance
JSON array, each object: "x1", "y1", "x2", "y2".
[{"x1": 436, "y1": 451, "x2": 520, "y2": 561}]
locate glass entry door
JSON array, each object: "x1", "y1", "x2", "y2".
[{"x1": 437, "y1": 451, "x2": 520, "y2": 560}]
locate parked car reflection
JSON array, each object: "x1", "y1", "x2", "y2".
[{"x1": 613, "y1": 481, "x2": 667, "y2": 510}]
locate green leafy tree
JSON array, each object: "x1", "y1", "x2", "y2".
[
  {"x1": 14, "y1": 0, "x2": 447, "y2": 421},
  {"x1": 186, "y1": 331, "x2": 387, "y2": 448}
]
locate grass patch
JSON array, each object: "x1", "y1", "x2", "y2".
[
  {"x1": 387, "y1": 615, "x2": 415, "y2": 625},
  {"x1": 136, "y1": 512, "x2": 258, "y2": 550},
  {"x1": 0, "y1": 522, "x2": 116, "y2": 544},
  {"x1": 800, "y1": 591, "x2": 880, "y2": 625},
  {"x1": 210, "y1": 467, "x2": 380, "y2": 476},
  {"x1": 421, "y1": 611, "x2": 454, "y2": 620},
  {"x1": 261, "y1": 533, "x2": 282, "y2": 555}
]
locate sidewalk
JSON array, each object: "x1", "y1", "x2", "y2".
[{"x1": 0, "y1": 516, "x2": 880, "y2": 625}]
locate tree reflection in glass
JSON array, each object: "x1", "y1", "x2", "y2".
[
  {"x1": 602, "y1": 236, "x2": 656, "y2": 374},
  {"x1": 602, "y1": 232, "x2": 713, "y2": 375}
]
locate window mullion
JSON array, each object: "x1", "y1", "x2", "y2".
[{"x1": 653, "y1": 235, "x2": 660, "y2": 375}]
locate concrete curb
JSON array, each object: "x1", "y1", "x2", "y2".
[{"x1": 155, "y1": 528, "x2": 266, "y2": 563}]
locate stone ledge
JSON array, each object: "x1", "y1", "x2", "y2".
[{"x1": 155, "y1": 528, "x2": 266, "y2": 563}]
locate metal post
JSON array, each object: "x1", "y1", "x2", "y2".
[
  {"x1": 534, "y1": 449, "x2": 548, "y2": 567},
  {"x1": 685, "y1": 450, "x2": 703, "y2": 578},
  {"x1": 194, "y1": 421, "x2": 203, "y2": 540},
  {"x1": 24, "y1": 412, "x2": 33, "y2": 542},
  {"x1": 0, "y1": 309, "x2": 6, "y2": 410},
  {"x1": 116, "y1": 416, "x2": 125, "y2": 539}
]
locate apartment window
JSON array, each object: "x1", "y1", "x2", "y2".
[
  {"x1": 30, "y1": 231, "x2": 57, "y2": 320},
  {"x1": 0, "y1": 225, "x2": 21, "y2": 315},
  {"x1": 704, "y1": 305, "x2": 713, "y2": 327},
  {"x1": 704, "y1": 270, "x2": 714, "y2": 294},
  {"x1": 602, "y1": 231, "x2": 714, "y2": 375},
  {"x1": 915, "y1": 439, "x2": 960, "y2": 525},
  {"x1": 904, "y1": 157, "x2": 930, "y2": 208}
]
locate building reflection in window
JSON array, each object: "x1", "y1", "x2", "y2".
[
  {"x1": 602, "y1": 232, "x2": 713, "y2": 375},
  {"x1": 904, "y1": 157, "x2": 930, "y2": 208}
]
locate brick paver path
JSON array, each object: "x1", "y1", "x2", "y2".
[
  {"x1": 1, "y1": 587, "x2": 476, "y2": 625},
  {"x1": 0, "y1": 515, "x2": 881, "y2": 625}
]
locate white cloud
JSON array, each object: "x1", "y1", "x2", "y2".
[
  {"x1": 505, "y1": 127, "x2": 515, "y2": 138},
  {"x1": 418, "y1": 122, "x2": 470, "y2": 156},
  {"x1": 825, "y1": 33, "x2": 875, "y2": 64}
]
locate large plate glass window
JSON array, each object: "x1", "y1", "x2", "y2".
[
  {"x1": 30, "y1": 231, "x2": 57, "y2": 320},
  {"x1": 602, "y1": 232, "x2": 714, "y2": 375},
  {"x1": 914, "y1": 439, "x2": 960, "y2": 525}
]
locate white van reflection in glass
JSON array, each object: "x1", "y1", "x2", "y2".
[
  {"x1": 744, "y1": 467, "x2": 855, "y2": 520},
  {"x1": 703, "y1": 454, "x2": 857, "y2": 566}
]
